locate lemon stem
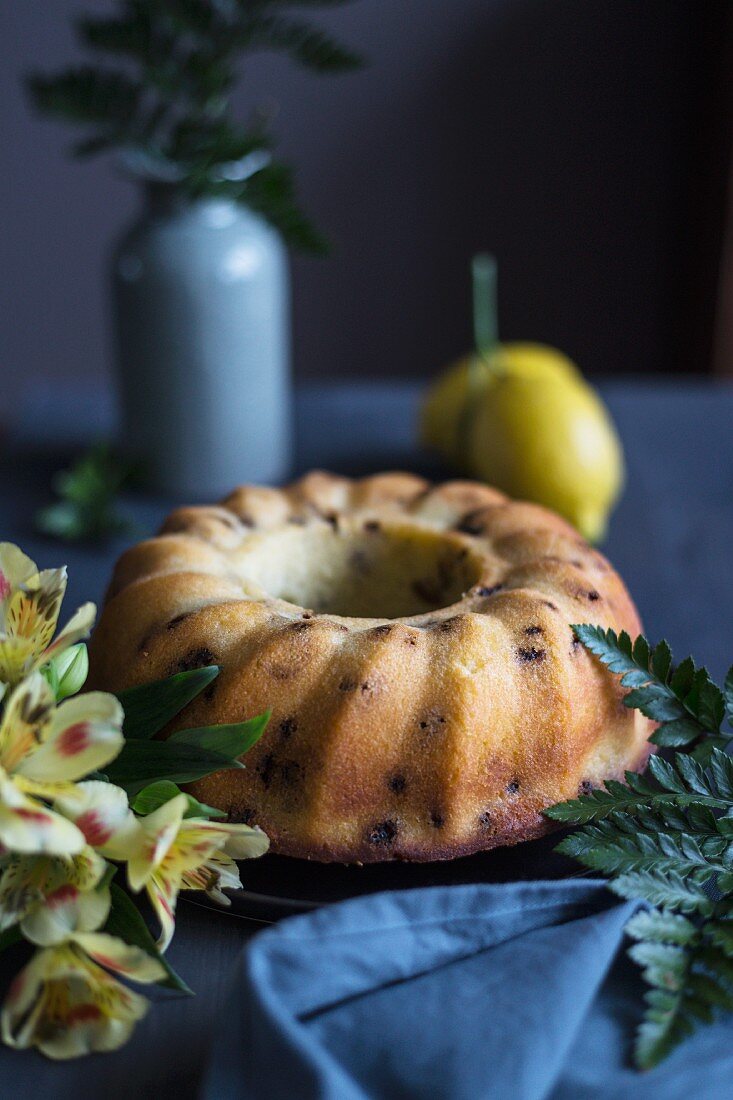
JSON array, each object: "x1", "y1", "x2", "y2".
[
  {"x1": 456, "y1": 254, "x2": 500, "y2": 475},
  {"x1": 472, "y1": 253, "x2": 499, "y2": 360}
]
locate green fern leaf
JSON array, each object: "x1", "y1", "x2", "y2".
[
  {"x1": 708, "y1": 747, "x2": 733, "y2": 799},
  {"x1": 628, "y1": 940, "x2": 688, "y2": 988},
  {"x1": 571, "y1": 625, "x2": 636, "y2": 676},
  {"x1": 670, "y1": 656, "x2": 697, "y2": 698},
  {"x1": 556, "y1": 820, "x2": 722, "y2": 882},
  {"x1": 674, "y1": 753, "x2": 713, "y2": 796},
  {"x1": 233, "y1": 159, "x2": 327, "y2": 253},
  {"x1": 546, "y1": 787, "x2": 655, "y2": 824},
  {"x1": 625, "y1": 909, "x2": 697, "y2": 946},
  {"x1": 706, "y1": 919, "x2": 733, "y2": 956},
  {"x1": 545, "y1": 668, "x2": 733, "y2": 1073},
  {"x1": 609, "y1": 871, "x2": 715, "y2": 915},
  {"x1": 249, "y1": 15, "x2": 363, "y2": 71},
  {"x1": 724, "y1": 666, "x2": 733, "y2": 726},
  {"x1": 573, "y1": 625, "x2": 725, "y2": 751},
  {"x1": 26, "y1": 1, "x2": 363, "y2": 252},
  {"x1": 687, "y1": 971, "x2": 733, "y2": 1011},
  {"x1": 78, "y1": 11, "x2": 157, "y2": 60},
  {"x1": 28, "y1": 67, "x2": 142, "y2": 129},
  {"x1": 651, "y1": 638, "x2": 673, "y2": 682},
  {"x1": 647, "y1": 755, "x2": 691, "y2": 794},
  {"x1": 650, "y1": 717, "x2": 705, "y2": 748},
  {"x1": 634, "y1": 985, "x2": 696, "y2": 1069}
]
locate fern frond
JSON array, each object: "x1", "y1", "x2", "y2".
[
  {"x1": 78, "y1": 9, "x2": 158, "y2": 60},
  {"x1": 556, "y1": 818, "x2": 726, "y2": 883},
  {"x1": 609, "y1": 870, "x2": 715, "y2": 914},
  {"x1": 549, "y1": 627, "x2": 733, "y2": 1071},
  {"x1": 247, "y1": 15, "x2": 363, "y2": 71},
  {"x1": 724, "y1": 667, "x2": 733, "y2": 727},
  {"x1": 27, "y1": 67, "x2": 143, "y2": 129},
  {"x1": 572, "y1": 625, "x2": 727, "y2": 755},
  {"x1": 546, "y1": 753, "x2": 733, "y2": 826},
  {"x1": 232, "y1": 159, "x2": 327, "y2": 253},
  {"x1": 625, "y1": 908, "x2": 697, "y2": 946},
  {"x1": 26, "y1": 1, "x2": 363, "y2": 251},
  {"x1": 631, "y1": 931, "x2": 733, "y2": 1068}
]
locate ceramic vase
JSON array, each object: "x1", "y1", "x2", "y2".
[{"x1": 111, "y1": 186, "x2": 292, "y2": 498}]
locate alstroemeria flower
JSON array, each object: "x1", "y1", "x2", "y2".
[
  {"x1": 0, "y1": 542, "x2": 95, "y2": 687},
  {"x1": 1, "y1": 936, "x2": 165, "y2": 1059},
  {"x1": 0, "y1": 673, "x2": 124, "y2": 856},
  {"x1": 55, "y1": 780, "x2": 141, "y2": 861},
  {"x1": 0, "y1": 846, "x2": 111, "y2": 945},
  {"x1": 127, "y1": 793, "x2": 269, "y2": 951}
]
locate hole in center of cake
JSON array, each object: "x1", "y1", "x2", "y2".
[{"x1": 236, "y1": 521, "x2": 485, "y2": 618}]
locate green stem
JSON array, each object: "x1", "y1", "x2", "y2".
[
  {"x1": 472, "y1": 253, "x2": 498, "y2": 359},
  {"x1": 455, "y1": 254, "x2": 501, "y2": 472}
]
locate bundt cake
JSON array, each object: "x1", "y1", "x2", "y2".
[{"x1": 88, "y1": 471, "x2": 652, "y2": 863}]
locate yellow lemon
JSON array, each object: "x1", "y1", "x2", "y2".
[
  {"x1": 421, "y1": 356, "x2": 479, "y2": 466},
  {"x1": 421, "y1": 343, "x2": 579, "y2": 467},
  {"x1": 421, "y1": 343, "x2": 623, "y2": 542},
  {"x1": 468, "y1": 371, "x2": 623, "y2": 543}
]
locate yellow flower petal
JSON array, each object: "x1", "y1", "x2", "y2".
[
  {"x1": 17, "y1": 692, "x2": 123, "y2": 783},
  {"x1": 0, "y1": 568, "x2": 67, "y2": 684},
  {"x1": 219, "y1": 823, "x2": 270, "y2": 861},
  {"x1": 183, "y1": 850, "x2": 242, "y2": 906},
  {"x1": 72, "y1": 932, "x2": 166, "y2": 984},
  {"x1": 0, "y1": 544, "x2": 38, "y2": 604},
  {"x1": 14, "y1": 775, "x2": 79, "y2": 802},
  {"x1": 126, "y1": 793, "x2": 187, "y2": 892},
  {"x1": 41, "y1": 602, "x2": 96, "y2": 668},
  {"x1": 55, "y1": 780, "x2": 142, "y2": 860},
  {"x1": 165, "y1": 820, "x2": 269, "y2": 878},
  {"x1": 160, "y1": 823, "x2": 225, "y2": 876},
  {"x1": 22, "y1": 880, "x2": 110, "y2": 947},
  {"x1": 0, "y1": 674, "x2": 55, "y2": 774},
  {"x1": 12, "y1": 847, "x2": 110, "y2": 947},
  {"x1": 16, "y1": 566, "x2": 64, "y2": 629},
  {"x1": 0, "y1": 849, "x2": 106, "y2": 931},
  {"x1": 1, "y1": 943, "x2": 150, "y2": 1059},
  {"x1": 0, "y1": 542, "x2": 95, "y2": 687},
  {"x1": 145, "y1": 875, "x2": 178, "y2": 953},
  {"x1": 0, "y1": 771, "x2": 85, "y2": 856},
  {"x1": 206, "y1": 851, "x2": 243, "y2": 893},
  {"x1": 0, "y1": 854, "x2": 43, "y2": 931},
  {"x1": 0, "y1": 638, "x2": 35, "y2": 688}
]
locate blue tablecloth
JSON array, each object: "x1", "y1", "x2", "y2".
[
  {"x1": 204, "y1": 880, "x2": 733, "y2": 1100},
  {"x1": 1, "y1": 379, "x2": 732, "y2": 1098}
]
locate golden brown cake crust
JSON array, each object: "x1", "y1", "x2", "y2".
[{"x1": 88, "y1": 471, "x2": 653, "y2": 863}]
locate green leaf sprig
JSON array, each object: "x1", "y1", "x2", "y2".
[
  {"x1": 107, "y1": 665, "x2": 270, "y2": 798},
  {"x1": 35, "y1": 444, "x2": 135, "y2": 544},
  {"x1": 99, "y1": 664, "x2": 270, "y2": 987},
  {"x1": 546, "y1": 626, "x2": 733, "y2": 1069},
  {"x1": 26, "y1": 0, "x2": 364, "y2": 252},
  {"x1": 571, "y1": 624, "x2": 729, "y2": 762}
]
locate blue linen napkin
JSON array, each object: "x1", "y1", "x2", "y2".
[{"x1": 203, "y1": 879, "x2": 733, "y2": 1099}]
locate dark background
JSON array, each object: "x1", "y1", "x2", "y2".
[{"x1": 2, "y1": 0, "x2": 732, "y2": 414}]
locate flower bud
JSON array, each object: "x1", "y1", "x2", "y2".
[{"x1": 48, "y1": 643, "x2": 89, "y2": 700}]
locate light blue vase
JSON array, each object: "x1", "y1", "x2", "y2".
[{"x1": 111, "y1": 186, "x2": 292, "y2": 498}]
